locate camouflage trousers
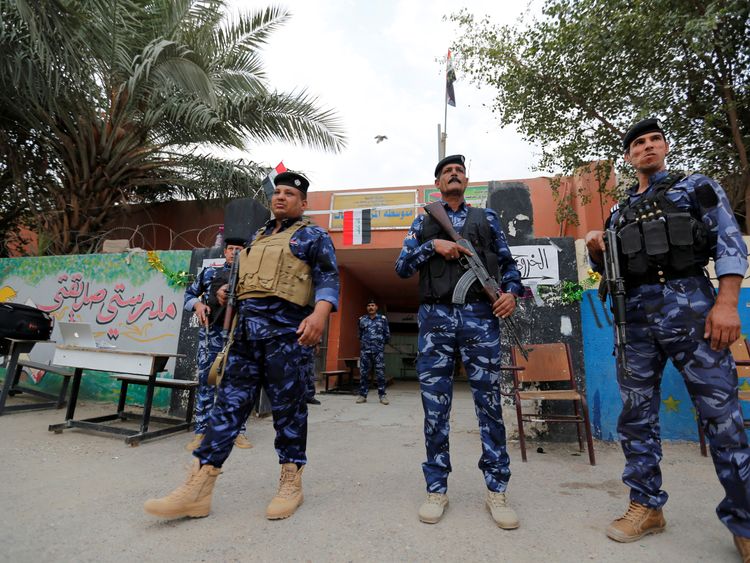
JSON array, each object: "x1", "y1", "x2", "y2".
[
  {"x1": 618, "y1": 276, "x2": 750, "y2": 536},
  {"x1": 416, "y1": 302, "x2": 510, "y2": 494},
  {"x1": 301, "y1": 345, "x2": 317, "y2": 401},
  {"x1": 194, "y1": 325, "x2": 246, "y2": 435},
  {"x1": 194, "y1": 331, "x2": 309, "y2": 468},
  {"x1": 359, "y1": 348, "x2": 386, "y2": 397}
]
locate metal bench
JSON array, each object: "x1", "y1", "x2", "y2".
[
  {"x1": 0, "y1": 338, "x2": 74, "y2": 415},
  {"x1": 322, "y1": 370, "x2": 350, "y2": 394},
  {"x1": 108, "y1": 374, "x2": 198, "y2": 445}
]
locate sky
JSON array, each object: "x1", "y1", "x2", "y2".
[{"x1": 225, "y1": 0, "x2": 543, "y2": 192}]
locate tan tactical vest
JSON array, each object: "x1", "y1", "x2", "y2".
[{"x1": 236, "y1": 220, "x2": 313, "y2": 306}]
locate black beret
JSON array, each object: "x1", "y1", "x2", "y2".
[
  {"x1": 623, "y1": 118, "x2": 665, "y2": 151},
  {"x1": 434, "y1": 154, "x2": 466, "y2": 178},
  {"x1": 224, "y1": 237, "x2": 246, "y2": 246},
  {"x1": 274, "y1": 171, "x2": 309, "y2": 195},
  {"x1": 366, "y1": 298, "x2": 377, "y2": 305}
]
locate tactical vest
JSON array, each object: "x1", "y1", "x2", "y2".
[
  {"x1": 236, "y1": 220, "x2": 313, "y2": 306},
  {"x1": 206, "y1": 267, "x2": 230, "y2": 326},
  {"x1": 418, "y1": 207, "x2": 499, "y2": 304},
  {"x1": 613, "y1": 173, "x2": 711, "y2": 285}
]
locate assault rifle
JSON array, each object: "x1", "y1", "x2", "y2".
[
  {"x1": 601, "y1": 229, "x2": 630, "y2": 377},
  {"x1": 424, "y1": 202, "x2": 529, "y2": 360},
  {"x1": 208, "y1": 249, "x2": 241, "y2": 386}
]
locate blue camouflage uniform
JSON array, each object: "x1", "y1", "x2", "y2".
[
  {"x1": 395, "y1": 200, "x2": 524, "y2": 494},
  {"x1": 194, "y1": 217, "x2": 339, "y2": 467},
  {"x1": 183, "y1": 262, "x2": 246, "y2": 436},
  {"x1": 301, "y1": 344, "x2": 317, "y2": 401},
  {"x1": 358, "y1": 313, "x2": 390, "y2": 397},
  {"x1": 606, "y1": 170, "x2": 750, "y2": 537}
]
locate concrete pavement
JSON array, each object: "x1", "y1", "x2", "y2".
[{"x1": 0, "y1": 381, "x2": 740, "y2": 562}]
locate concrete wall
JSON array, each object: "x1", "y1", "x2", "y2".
[{"x1": 326, "y1": 267, "x2": 371, "y2": 371}]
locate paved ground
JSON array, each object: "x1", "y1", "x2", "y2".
[{"x1": 1, "y1": 381, "x2": 741, "y2": 562}]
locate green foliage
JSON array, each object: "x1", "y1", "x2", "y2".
[
  {"x1": 537, "y1": 273, "x2": 599, "y2": 306},
  {"x1": 450, "y1": 0, "x2": 750, "y2": 228},
  {"x1": 0, "y1": 0, "x2": 347, "y2": 255}
]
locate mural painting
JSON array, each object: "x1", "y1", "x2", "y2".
[
  {"x1": 0, "y1": 251, "x2": 191, "y2": 408},
  {"x1": 581, "y1": 287, "x2": 750, "y2": 441}
]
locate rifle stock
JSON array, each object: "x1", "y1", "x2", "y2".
[
  {"x1": 423, "y1": 202, "x2": 528, "y2": 360},
  {"x1": 208, "y1": 249, "x2": 241, "y2": 386}
]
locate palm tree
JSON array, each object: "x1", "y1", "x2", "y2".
[{"x1": 0, "y1": 0, "x2": 346, "y2": 255}]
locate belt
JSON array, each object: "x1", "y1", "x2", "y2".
[
  {"x1": 625, "y1": 266, "x2": 705, "y2": 288},
  {"x1": 421, "y1": 296, "x2": 486, "y2": 305}
]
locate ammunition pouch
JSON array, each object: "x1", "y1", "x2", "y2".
[{"x1": 615, "y1": 173, "x2": 711, "y2": 284}]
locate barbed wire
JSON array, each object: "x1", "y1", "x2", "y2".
[{"x1": 91, "y1": 223, "x2": 226, "y2": 252}]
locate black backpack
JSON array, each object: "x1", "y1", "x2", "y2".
[{"x1": 0, "y1": 303, "x2": 54, "y2": 354}]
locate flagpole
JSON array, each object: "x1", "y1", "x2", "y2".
[
  {"x1": 441, "y1": 87, "x2": 448, "y2": 160},
  {"x1": 437, "y1": 124, "x2": 444, "y2": 161},
  {"x1": 440, "y1": 51, "x2": 449, "y2": 160},
  {"x1": 440, "y1": 49, "x2": 454, "y2": 160}
]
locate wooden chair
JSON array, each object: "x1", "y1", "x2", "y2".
[
  {"x1": 697, "y1": 337, "x2": 750, "y2": 456},
  {"x1": 509, "y1": 342, "x2": 596, "y2": 465}
]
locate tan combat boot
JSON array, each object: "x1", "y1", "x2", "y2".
[
  {"x1": 606, "y1": 500, "x2": 666, "y2": 542},
  {"x1": 234, "y1": 434, "x2": 254, "y2": 449},
  {"x1": 144, "y1": 459, "x2": 221, "y2": 519},
  {"x1": 266, "y1": 463, "x2": 304, "y2": 520},
  {"x1": 735, "y1": 534, "x2": 750, "y2": 563},
  {"x1": 185, "y1": 433, "x2": 205, "y2": 452},
  {"x1": 418, "y1": 493, "x2": 448, "y2": 524},
  {"x1": 486, "y1": 491, "x2": 519, "y2": 529}
]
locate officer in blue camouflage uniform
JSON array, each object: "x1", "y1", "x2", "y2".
[
  {"x1": 183, "y1": 238, "x2": 252, "y2": 451},
  {"x1": 395, "y1": 154, "x2": 524, "y2": 528},
  {"x1": 586, "y1": 118, "x2": 750, "y2": 558},
  {"x1": 145, "y1": 171, "x2": 339, "y2": 522},
  {"x1": 356, "y1": 299, "x2": 391, "y2": 405}
]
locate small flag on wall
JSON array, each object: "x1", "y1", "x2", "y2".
[
  {"x1": 342, "y1": 209, "x2": 372, "y2": 245},
  {"x1": 261, "y1": 161, "x2": 287, "y2": 200},
  {"x1": 446, "y1": 49, "x2": 456, "y2": 107}
]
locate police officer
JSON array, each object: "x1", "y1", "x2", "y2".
[
  {"x1": 183, "y1": 237, "x2": 252, "y2": 451},
  {"x1": 145, "y1": 171, "x2": 340, "y2": 521},
  {"x1": 585, "y1": 118, "x2": 750, "y2": 557},
  {"x1": 356, "y1": 298, "x2": 391, "y2": 405},
  {"x1": 395, "y1": 154, "x2": 524, "y2": 528}
]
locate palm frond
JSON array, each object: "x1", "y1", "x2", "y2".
[
  {"x1": 226, "y1": 90, "x2": 347, "y2": 152},
  {"x1": 164, "y1": 151, "x2": 267, "y2": 200}
]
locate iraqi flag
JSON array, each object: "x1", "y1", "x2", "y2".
[
  {"x1": 446, "y1": 49, "x2": 456, "y2": 107},
  {"x1": 262, "y1": 161, "x2": 287, "y2": 200},
  {"x1": 342, "y1": 209, "x2": 371, "y2": 245}
]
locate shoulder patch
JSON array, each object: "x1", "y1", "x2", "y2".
[{"x1": 695, "y1": 182, "x2": 719, "y2": 208}]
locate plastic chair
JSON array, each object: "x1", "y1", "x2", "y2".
[{"x1": 510, "y1": 342, "x2": 596, "y2": 465}]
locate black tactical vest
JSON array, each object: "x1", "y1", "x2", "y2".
[
  {"x1": 418, "y1": 207, "x2": 500, "y2": 303},
  {"x1": 613, "y1": 173, "x2": 712, "y2": 285},
  {"x1": 205, "y1": 267, "x2": 230, "y2": 326}
]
